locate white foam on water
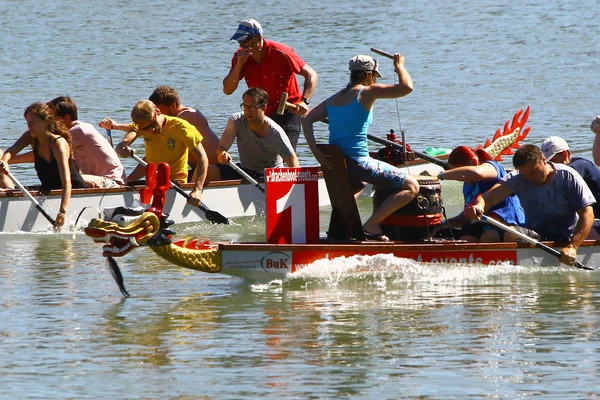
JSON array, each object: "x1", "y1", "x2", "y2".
[{"x1": 286, "y1": 253, "x2": 566, "y2": 287}]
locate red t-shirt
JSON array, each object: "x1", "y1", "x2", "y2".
[{"x1": 232, "y1": 39, "x2": 306, "y2": 116}]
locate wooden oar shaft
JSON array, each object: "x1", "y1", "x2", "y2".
[
  {"x1": 5, "y1": 170, "x2": 56, "y2": 226},
  {"x1": 228, "y1": 162, "x2": 265, "y2": 193},
  {"x1": 480, "y1": 215, "x2": 591, "y2": 271},
  {"x1": 366, "y1": 134, "x2": 450, "y2": 170},
  {"x1": 370, "y1": 48, "x2": 394, "y2": 60}
]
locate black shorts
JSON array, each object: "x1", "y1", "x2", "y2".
[{"x1": 270, "y1": 110, "x2": 301, "y2": 150}]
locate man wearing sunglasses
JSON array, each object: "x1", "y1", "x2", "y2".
[
  {"x1": 114, "y1": 100, "x2": 209, "y2": 207},
  {"x1": 223, "y1": 19, "x2": 318, "y2": 150},
  {"x1": 208, "y1": 87, "x2": 299, "y2": 182}
]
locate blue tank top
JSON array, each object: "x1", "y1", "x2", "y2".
[
  {"x1": 326, "y1": 87, "x2": 372, "y2": 157},
  {"x1": 462, "y1": 160, "x2": 525, "y2": 226},
  {"x1": 33, "y1": 137, "x2": 85, "y2": 190}
]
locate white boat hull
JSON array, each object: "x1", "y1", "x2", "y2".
[{"x1": 0, "y1": 160, "x2": 444, "y2": 233}]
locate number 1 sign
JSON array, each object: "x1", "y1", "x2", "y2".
[{"x1": 265, "y1": 167, "x2": 320, "y2": 244}]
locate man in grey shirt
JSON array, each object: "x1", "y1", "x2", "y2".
[
  {"x1": 207, "y1": 87, "x2": 299, "y2": 182},
  {"x1": 465, "y1": 144, "x2": 596, "y2": 266}
]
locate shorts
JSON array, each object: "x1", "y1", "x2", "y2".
[
  {"x1": 270, "y1": 111, "x2": 301, "y2": 150},
  {"x1": 344, "y1": 155, "x2": 407, "y2": 192},
  {"x1": 216, "y1": 163, "x2": 264, "y2": 182},
  {"x1": 82, "y1": 174, "x2": 120, "y2": 189}
]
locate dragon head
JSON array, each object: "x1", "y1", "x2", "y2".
[
  {"x1": 85, "y1": 161, "x2": 175, "y2": 257},
  {"x1": 84, "y1": 206, "x2": 175, "y2": 257}
]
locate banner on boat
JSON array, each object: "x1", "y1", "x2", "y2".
[{"x1": 265, "y1": 167, "x2": 320, "y2": 244}]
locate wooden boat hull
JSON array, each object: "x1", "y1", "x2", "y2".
[
  {"x1": 0, "y1": 159, "x2": 445, "y2": 233},
  {"x1": 216, "y1": 240, "x2": 600, "y2": 281}
]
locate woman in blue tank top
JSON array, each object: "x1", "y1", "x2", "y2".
[
  {"x1": 0, "y1": 102, "x2": 84, "y2": 230},
  {"x1": 303, "y1": 53, "x2": 418, "y2": 241}
]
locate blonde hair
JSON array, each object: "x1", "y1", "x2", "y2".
[{"x1": 131, "y1": 100, "x2": 156, "y2": 123}]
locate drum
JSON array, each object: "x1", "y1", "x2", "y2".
[{"x1": 372, "y1": 175, "x2": 443, "y2": 241}]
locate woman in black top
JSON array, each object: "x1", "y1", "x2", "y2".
[{"x1": 0, "y1": 102, "x2": 84, "y2": 229}]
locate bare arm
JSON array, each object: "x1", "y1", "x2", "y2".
[
  {"x1": 188, "y1": 142, "x2": 208, "y2": 206},
  {"x1": 301, "y1": 100, "x2": 331, "y2": 169},
  {"x1": 52, "y1": 138, "x2": 73, "y2": 230},
  {"x1": 283, "y1": 152, "x2": 300, "y2": 168},
  {"x1": 223, "y1": 53, "x2": 248, "y2": 95},
  {"x1": 115, "y1": 130, "x2": 139, "y2": 158},
  {"x1": 9, "y1": 151, "x2": 34, "y2": 164},
  {"x1": 440, "y1": 163, "x2": 498, "y2": 184},
  {"x1": 1, "y1": 131, "x2": 33, "y2": 164},
  {"x1": 294, "y1": 64, "x2": 318, "y2": 116},
  {"x1": 464, "y1": 182, "x2": 513, "y2": 219},
  {"x1": 361, "y1": 53, "x2": 413, "y2": 110},
  {"x1": 559, "y1": 205, "x2": 594, "y2": 265},
  {"x1": 591, "y1": 116, "x2": 600, "y2": 166},
  {"x1": 216, "y1": 118, "x2": 237, "y2": 164},
  {"x1": 99, "y1": 118, "x2": 132, "y2": 132}
]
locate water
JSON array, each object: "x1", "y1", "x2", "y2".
[{"x1": 2, "y1": 0, "x2": 600, "y2": 398}]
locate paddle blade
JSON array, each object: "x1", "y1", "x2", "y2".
[
  {"x1": 106, "y1": 256, "x2": 130, "y2": 297},
  {"x1": 203, "y1": 208, "x2": 232, "y2": 225}
]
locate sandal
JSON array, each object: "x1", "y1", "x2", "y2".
[{"x1": 363, "y1": 231, "x2": 390, "y2": 242}]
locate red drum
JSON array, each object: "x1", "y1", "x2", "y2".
[{"x1": 372, "y1": 176, "x2": 443, "y2": 241}]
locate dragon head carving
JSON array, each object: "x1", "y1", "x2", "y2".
[{"x1": 84, "y1": 206, "x2": 175, "y2": 257}]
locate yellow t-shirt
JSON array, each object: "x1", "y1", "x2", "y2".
[{"x1": 138, "y1": 115, "x2": 203, "y2": 182}]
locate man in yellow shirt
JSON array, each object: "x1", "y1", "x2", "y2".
[{"x1": 115, "y1": 100, "x2": 208, "y2": 206}]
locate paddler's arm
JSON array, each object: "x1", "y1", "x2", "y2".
[
  {"x1": 561, "y1": 205, "x2": 594, "y2": 265},
  {"x1": 439, "y1": 163, "x2": 498, "y2": 184},
  {"x1": 216, "y1": 118, "x2": 237, "y2": 164},
  {"x1": 301, "y1": 101, "x2": 331, "y2": 169},
  {"x1": 1, "y1": 131, "x2": 33, "y2": 164},
  {"x1": 283, "y1": 153, "x2": 300, "y2": 168},
  {"x1": 9, "y1": 151, "x2": 34, "y2": 164},
  {"x1": 53, "y1": 138, "x2": 73, "y2": 231},
  {"x1": 293, "y1": 64, "x2": 318, "y2": 116},
  {"x1": 188, "y1": 142, "x2": 208, "y2": 207},
  {"x1": 591, "y1": 115, "x2": 600, "y2": 166},
  {"x1": 99, "y1": 118, "x2": 132, "y2": 132},
  {"x1": 115, "y1": 130, "x2": 138, "y2": 158},
  {"x1": 464, "y1": 182, "x2": 513, "y2": 220}
]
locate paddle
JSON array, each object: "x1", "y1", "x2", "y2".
[
  {"x1": 130, "y1": 153, "x2": 232, "y2": 225},
  {"x1": 228, "y1": 161, "x2": 265, "y2": 193},
  {"x1": 105, "y1": 129, "x2": 114, "y2": 147},
  {"x1": 317, "y1": 117, "x2": 450, "y2": 170},
  {"x1": 480, "y1": 214, "x2": 592, "y2": 271},
  {"x1": 4, "y1": 169, "x2": 57, "y2": 226}
]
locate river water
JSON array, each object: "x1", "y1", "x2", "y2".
[{"x1": 1, "y1": 0, "x2": 600, "y2": 398}]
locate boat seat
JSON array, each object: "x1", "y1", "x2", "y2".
[{"x1": 317, "y1": 144, "x2": 366, "y2": 242}]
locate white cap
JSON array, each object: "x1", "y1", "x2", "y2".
[{"x1": 540, "y1": 136, "x2": 569, "y2": 161}]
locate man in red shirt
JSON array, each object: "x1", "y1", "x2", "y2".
[{"x1": 223, "y1": 19, "x2": 318, "y2": 150}]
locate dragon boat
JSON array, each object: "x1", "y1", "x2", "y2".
[
  {"x1": 0, "y1": 137, "x2": 447, "y2": 233},
  {"x1": 84, "y1": 107, "x2": 597, "y2": 296}
]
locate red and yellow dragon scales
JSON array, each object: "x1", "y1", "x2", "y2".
[{"x1": 84, "y1": 107, "x2": 530, "y2": 279}]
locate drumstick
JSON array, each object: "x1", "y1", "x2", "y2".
[
  {"x1": 276, "y1": 92, "x2": 298, "y2": 115},
  {"x1": 277, "y1": 92, "x2": 289, "y2": 115},
  {"x1": 370, "y1": 47, "x2": 394, "y2": 60}
]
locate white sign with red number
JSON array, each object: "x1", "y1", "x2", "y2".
[{"x1": 265, "y1": 167, "x2": 320, "y2": 244}]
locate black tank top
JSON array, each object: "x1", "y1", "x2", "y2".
[{"x1": 33, "y1": 137, "x2": 85, "y2": 190}]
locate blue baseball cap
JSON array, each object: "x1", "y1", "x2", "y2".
[{"x1": 230, "y1": 19, "x2": 263, "y2": 41}]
